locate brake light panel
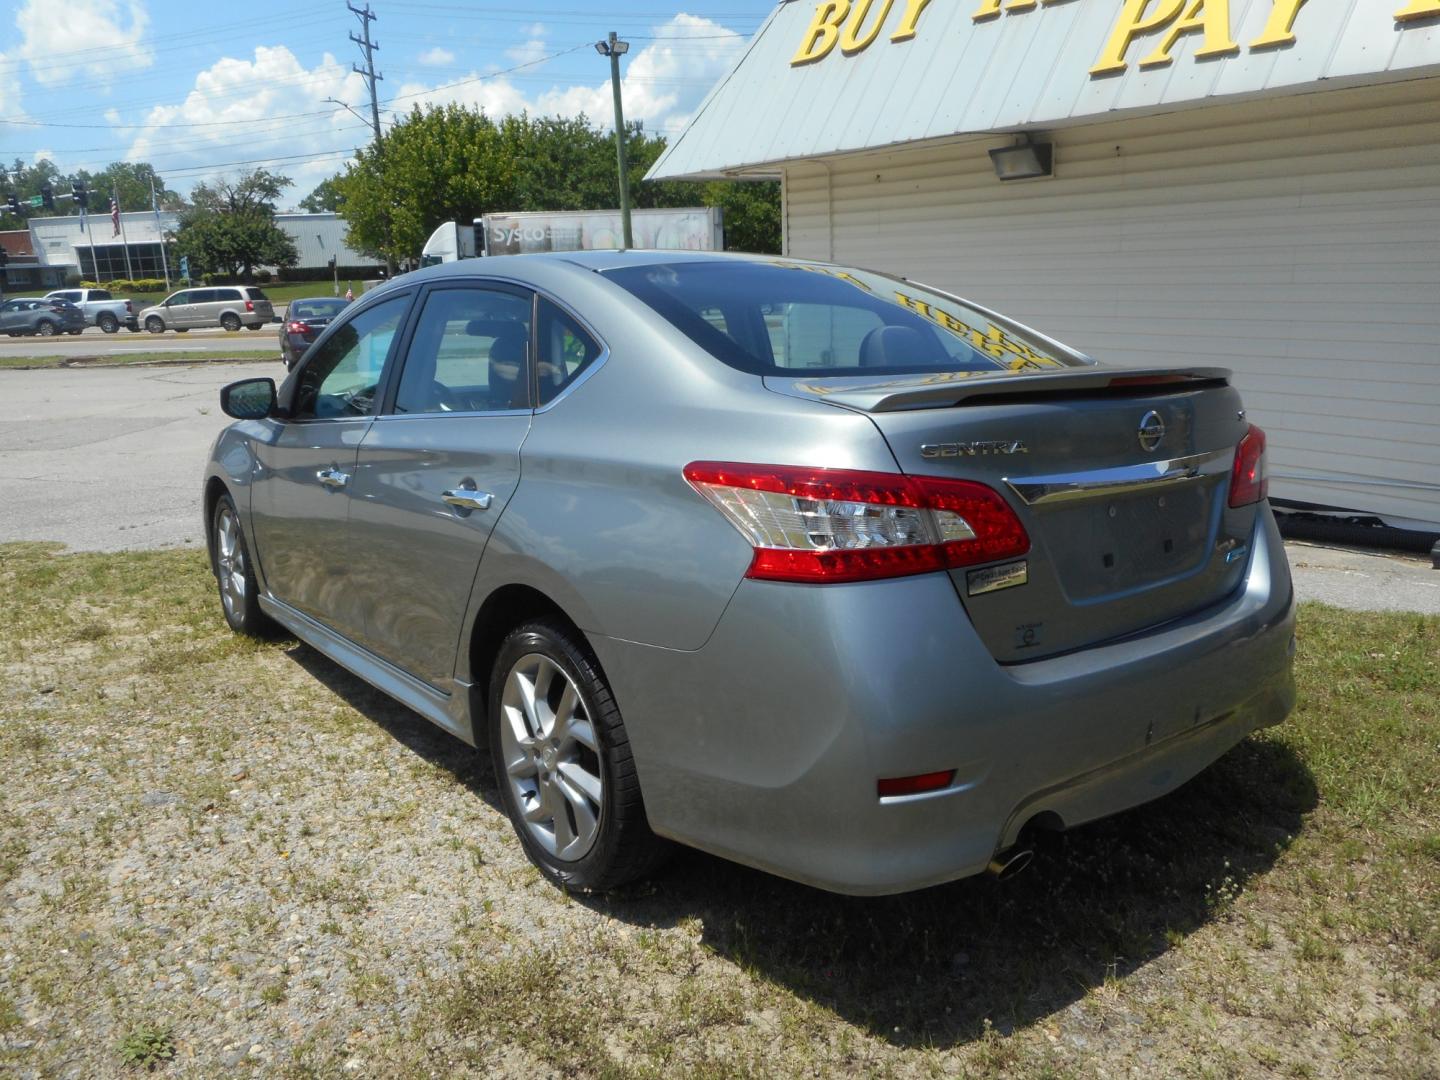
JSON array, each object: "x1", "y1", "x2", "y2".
[
  {"x1": 683, "y1": 462, "x2": 1030, "y2": 583},
  {"x1": 1229, "y1": 425, "x2": 1269, "y2": 507}
]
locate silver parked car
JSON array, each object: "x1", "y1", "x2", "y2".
[
  {"x1": 204, "y1": 252, "x2": 1295, "y2": 895},
  {"x1": 141, "y1": 285, "x2": 274, "y2": 333},
  {"x1": 1, "y1": 296, "x2": 88, "y2": 336}
]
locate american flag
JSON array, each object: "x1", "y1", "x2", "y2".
[{"x1": 110, "y1": 197, "x2": 120, "y2": 237}]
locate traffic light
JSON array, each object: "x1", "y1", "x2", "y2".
[
  {"x1": 0, "y1": 247, "x2": 8, "y2": 268},
  {"x1": 40, "y1": 184, "x2": 54, "y2": 211},
  {"x1": 72, "y1": 183, "x2": 88, "y2": 211},
  {"x1": 4, "y1": 193, "x2": 19, "y2": 216},
  {"x1": 327, "y1": 256, "x2": 337, "y2": 270}
]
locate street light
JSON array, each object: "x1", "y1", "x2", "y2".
[{"x1": 595, "y1": 32, "x2": 633, "y2": 249}]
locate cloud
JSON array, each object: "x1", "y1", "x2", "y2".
[
  {"x1": 398, "y1": 14, "x2": 748, "y2": 138},
  {"x1": 124, "y1": 45, "x2": 371, "y2": 199},
  {"x1": 16, "y1": 0, "x2": 151, "y2": 87},
  {"x1": 417, "y1": 47, "x2": 455, "y2": 67},
  {"x1": 505, "y1": 38, "x2": 549, "y2": 65},
  {"x1": 0, "y1": 52, "x2": 24, "y2": 120}
]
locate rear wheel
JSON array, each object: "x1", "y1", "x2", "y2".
[
  {"x1": 211, "y1": 494, "x2": 273, "y2": 637},
  {"x1": 489, "y1": 619, "x2": 667, "y2": 893},
  {"x1": 36, "y1": 320, "x2": 57, "y2": 337},
  {"x1": 98, "y1": 313, "x2": 119, "y2": 333},
  {"x1": 221, "y1": 313, "x2": 241, "y2": 332},
  {"x1": 145, "y1": 316, "x2": 165, "y2": 334}
]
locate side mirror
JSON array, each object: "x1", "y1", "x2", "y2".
[{"x1": 220, "y1": 377, "x2": 277, "y2": 420}]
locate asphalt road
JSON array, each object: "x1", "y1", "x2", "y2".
[
  {"x1": 0, "y1": 324, "x2": 280, "y2": 358},
  {"x1": 0, "y1": 363, "x2": 1436, "y2": 612}
]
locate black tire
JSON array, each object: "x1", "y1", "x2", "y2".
[
  {"x1": 98, "y1": 313, "x2": 119, "y2": 333},
  {"x1": 221, "y1": 313, "x2": 241, "y2": 332},
  {"x1": 175, "y1": 328, "x2": 189, "y2": 334},
  {"x1": 36, "y1": 320, "x2": 57, "y2": 337},
  {"x1": 489, "y1": 618, "x2": 667, "y2": 892},
  {"x1": 247, "y1": 323, "x2": 263, "y2": 331},
  {"x1": 145, "y1": 316, "x2": 165, "y2": 334},
  {"x1": 210, "y1": 493, "x2": 275, "y2": 637}
]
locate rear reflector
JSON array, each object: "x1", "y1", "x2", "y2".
[
  {"x1": 878, "y1": 770, "x2": 956, "y2": 798},
  {"x1": 1229, "y1": 425, "x2": 1269, "y2": 508},
  {"x1": 683, "y1": 462, "x2": 1029, "y2": 583}
]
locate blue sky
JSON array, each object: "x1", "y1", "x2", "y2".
[{"x1": 0, "y1": 0, "x2": 774, "y2": 205}]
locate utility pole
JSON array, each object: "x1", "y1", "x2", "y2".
[
  {"x1": 348, "y1": 1, "x2": 395, "y2": 274},
  {"x1": 150, "y1": 176, "x2": 171, "y2": 289},
  {"x1": 595, "y1": 32, "x2": 633, "y2": 249}
]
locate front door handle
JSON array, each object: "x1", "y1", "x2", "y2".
[
  {"x1": 316, "y1": 467, "x2": 350, "y2": 489},
  {"x1": 442, "y1": 489, "x2": 493, "y2": 512}
]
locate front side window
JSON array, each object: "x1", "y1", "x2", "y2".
[
  {"x1": 536, "y1": 297, "x2": 603, "y2": 407},
  {"x1": 393, "y1": 287, "x2": 532, "y2": 414},
  {"x1": 603, "y1": 261, "x2": 1077, "y2": 376},
  {"x1": 165, "y1": 291, "x2": 190, "y2": 306},
  {"x1": 294, "y1": 294, "x2": 411, "y2": 420}
]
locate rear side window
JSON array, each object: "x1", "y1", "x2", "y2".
[
  {"x1": 245, "y1": 288, "x2": 269, "y2": 301},
  {"x1": 536, "y1": 298, "x2": 603, "y2": 407},
  {"x1": 189, "y1": 290, "x2": 215, "y2": 303},
  {"x1": 90, "y1": 290, "x2": 111, "y2": 300},
  {"x1": 603, "y1": 261, "x2": 1075, "y2": 376},
  {"x1": 217, "y1": 289, "x2": 242, "y2": 302},
  {"x1": 394, "y1": 287, "x2": 532, "y2": 414}
]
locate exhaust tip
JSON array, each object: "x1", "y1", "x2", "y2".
[{"x1": 986, "y1": 847, "x2": 1034, "y2": 881}]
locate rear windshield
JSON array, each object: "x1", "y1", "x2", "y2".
[
  {"x1": 603, "y1": 261, "x2": 1076, "y2": 376},
  {"x1": 290, "y1": 299, "x2": 347, "y2": 319},
  {"x1": 245, "y1": 288, "x2": 270, "y2": 301}
]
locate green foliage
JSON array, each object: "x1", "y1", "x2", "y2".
[
  {"x1": 174, "y1": 169, "x2": 298, "y2": 280},
  {"x1": 79, "y1": 278, "x2": 169, "y2": 293},
  {"x1": 0, "y1": 158, "x2": 178, "y2": 231},
  {"x1": 328, "y1": 105, "x2": 782, "y2": 262},
  {"x1": 117, "y1": 1024, "x2": 175, "y2": 1070},
  {"x1": 298, "y1": 176, "x2": 346, "y2": 214}
]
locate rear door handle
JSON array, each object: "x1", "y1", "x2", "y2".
[
  {"x1": 442, "y1": 489, "x2": 493, "y2": 512},
  {"x1": 316, "y1": 467, "x2": 350, "y2": 489}
]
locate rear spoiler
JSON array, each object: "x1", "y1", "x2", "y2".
[{"x1": 769, "y1": 367, "x2": 1233, "y2": 413}]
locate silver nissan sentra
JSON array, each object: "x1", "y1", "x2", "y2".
[{"x1": 204, "y1": 251, "x2": 1295, "y2": 895}]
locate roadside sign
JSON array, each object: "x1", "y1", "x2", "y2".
[{"x1": 24, "y1": 196, "x2": 43, "y2": 208}]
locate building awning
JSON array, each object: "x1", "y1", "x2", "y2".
[{"x1": 648, "y1": 0, "x2": 1440, "y2": 182}]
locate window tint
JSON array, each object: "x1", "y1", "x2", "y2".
[
  {"x1": 166, "y1": 291, "x2": 189, "y2": 305},
  {"x1": 245, "y1": 288, "x2": 269, "y2": 301},
  {"x1": 394, "y1": 287, "x2": 532, "y2": 414},
  {"x1": 53, "y1": 291, "x2": 78, "y2": 302},
  {"x1": 536, "y1": 297, "x2": 603, "y2": 407},
  {"x1": 290, "y1": 299, "x2": 348, "y2": 320},
  {"x1": 90, "y1": 290, "x2": 111, "y2": 300},
  {"x1": 294, "y1": 295, "x2": 410, "y2": 420},
  {"x1": 192, "y1": 290, "x2": 217, "y2": 303},
  {"x1": 215, "y1": 289, "x2": 241, "y2": 302},
  {"x1": 604, "y1": 261, "x2": 1076, "y2": 375}
]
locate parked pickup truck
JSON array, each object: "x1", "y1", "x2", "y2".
[{"x1": 43, "y1": 288, "x2": 140, "y2": 333}]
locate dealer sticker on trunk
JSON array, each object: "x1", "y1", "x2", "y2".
[{"x1": 966, "y1": 559, "x2": 1028, "y2": 597}]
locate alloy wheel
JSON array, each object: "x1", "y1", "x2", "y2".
[
  {"x1": 498, "y1": 653, "x2": 605, "y2": 861},
  {"x1": 215, "y1": 506, "x2": 246, "y2": 621}
]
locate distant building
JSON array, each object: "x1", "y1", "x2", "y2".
[
  {"x1": 1, "y1": 228, "x2": 68, "y2": 291},
  {"x1": 20, "y1": 210, "x2": 380, "y2": 284}
]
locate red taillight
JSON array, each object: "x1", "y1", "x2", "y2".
[
  {"x1": 245, "y1": 300, "x2": 255, "y2": 312},
  {"x1": 683, "y1": 462, "x2": 1030, "y2": 583},
  {"x1": 286, "y1": 320, "x2": 311, "y2": 335},
  {"x1": 1229, "y1": 424, "x2": 1269, "y2": 508},
  {"x1": 125, "y1": 300, "x2": 133, "y2": 313},
  {"x1": 878, "y1": 770, "x2": 956, "y2": 798}
]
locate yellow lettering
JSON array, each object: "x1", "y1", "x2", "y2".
[
  {"x1": 1394, "y1": 0, "x2": 1440, "y2": 19},
  {"x1": 972, "y1": 0, "x2": 1003, "y2": 18},
  {"x1": 1140, "y1": 0, "x2": 1239, "y2": 68},
  {"x1": 1090, "y1": 0, "x2": 1185, "y2": 75},
  {"x1": 1006, "y1": 0, "x2": 1039, "y2": 11},
  {"x1": 841, "y1": 0, "x2": 894, "y2": 54},
  {"x1": 894, "y1": 291, "x2": 932, "y2": 318},
  {"x1": 791, "y1": 0, "x2": 851, "y2": 66},
  {"x1": 1249, "y1": 0, "x2": 1306, "y2": 48},
  {"x1": 890, "y1": 0, "x2": 933, "y2": 40}
]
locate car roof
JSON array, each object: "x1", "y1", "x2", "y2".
[{"x1": 401, "y1": 248, "x2": 780, "y2": 283}]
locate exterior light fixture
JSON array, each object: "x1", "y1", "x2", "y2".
[{"x1": 988, "y1": 136, "x2": 1054, "y2": 181}]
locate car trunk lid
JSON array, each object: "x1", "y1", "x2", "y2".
[{"x1": 767, "y1": 367, "x2": 1260, "y2": 662}]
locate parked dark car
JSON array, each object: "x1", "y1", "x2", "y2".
[
  {"x1": 279, "y1": 296, "x2": 350, "y2": 369},
  {"x1": 0, "y1": 297, "x2": 88, "y2": 337}
]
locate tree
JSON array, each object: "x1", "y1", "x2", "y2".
[
  {"x1": 299, "y1": 176, "x2": 346, "y2": 213},
  {"x1": 323, "y1": 104, "x2": 783, "y2": 262},
  {"x1": 1, "y1": 159, "x2": 180, "y2": 229},
  {"x1": 173, "y1": 169, "x2": 298, "y2": 280}
]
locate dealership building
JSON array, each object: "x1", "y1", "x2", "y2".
[{"x1": 650, "y1": 0, "x2": 1440, "y2": 531}]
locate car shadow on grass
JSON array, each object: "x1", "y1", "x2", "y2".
[{"x1": 284, "y1": 642, "x2": 1316, "y2": 1050}]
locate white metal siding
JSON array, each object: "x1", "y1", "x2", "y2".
[{"x1": 783, "y1": 79, "x2": 1440, "y2": 529}]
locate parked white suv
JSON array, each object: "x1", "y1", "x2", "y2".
[{"x1": 139, "y1": 286, "x2": 275, "y2": 333}]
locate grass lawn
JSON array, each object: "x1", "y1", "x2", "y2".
[
  {"x1": 0, "y1": 543, "x2": 1435, "y2": 1077},
  {"x1": 0, "y1": 351, "x2": 274, "y2": 370}
]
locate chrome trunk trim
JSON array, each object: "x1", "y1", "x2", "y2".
[{"x1": 1004, "y1": 448, "x2": 1231, "y2": 507}]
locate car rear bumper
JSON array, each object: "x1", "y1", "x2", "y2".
[{"x1": 590, "y1": 508, "x2": 1296, "y2": 895}]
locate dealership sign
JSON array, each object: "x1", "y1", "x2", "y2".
[{"x1": 791, "y1": 0, "x2": 1440, "y2": 73}]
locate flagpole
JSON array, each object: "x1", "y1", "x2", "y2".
[
  {"x1": 81, "y1": 204, "x2": 96, "y2": 282},
  {"x1": 114, "y1": 187, "x2": 135, "y2": 282},
  {"x1": 150, "y1": 178, "x2": 171, "y2": 289}
]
